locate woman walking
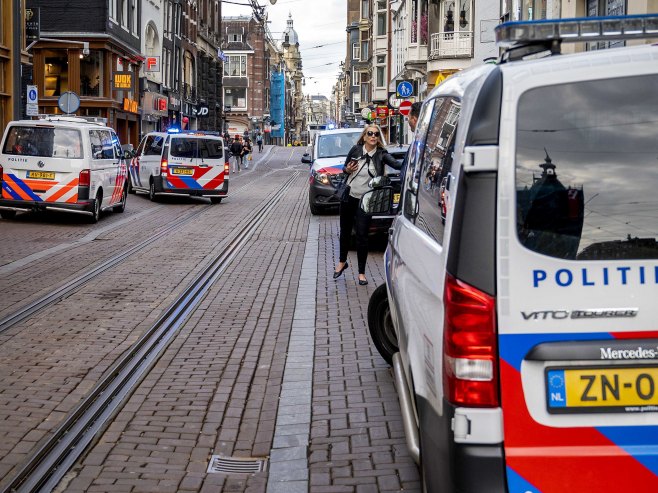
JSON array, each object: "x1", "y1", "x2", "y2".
[{"x1": 333, "y1": 125, "x2": 400, "y2": 285}]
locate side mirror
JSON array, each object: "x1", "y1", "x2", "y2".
[
  {"x1": 360, "y1": 187, "x2": 395, "y2": 216},
  {"x1": 301, "y1": 153, "x2": 312, "y2": 164}
]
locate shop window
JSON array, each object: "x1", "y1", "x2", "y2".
[
  {"x1": 224, "y1": 87, "x2": 247, "y2": 110},
  {"x1": 44, "y1": 53, "x2": 69, "y2": 97},
  {"x1": 80, "y1": 51, "x2": 104, "y2": 97}
]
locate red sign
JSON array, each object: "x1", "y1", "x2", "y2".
[
  {"x1": 399, "y1": 100, "x2": 412, "y2": 117},
  {"x1": 376, "y1": 106, "x2": 387, "y2": 118}
]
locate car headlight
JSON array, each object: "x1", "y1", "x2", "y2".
[{"x1": 316, "y1": 172, "x2": 330, "y2": 185}]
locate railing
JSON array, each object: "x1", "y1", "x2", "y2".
[{"x1": 429, "y1": 31, "x2": 473, "y2": 59}]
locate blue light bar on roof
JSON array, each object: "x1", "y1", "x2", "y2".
[{"x1": 496, "y1": 14, "x2": 658, "y2": 47}]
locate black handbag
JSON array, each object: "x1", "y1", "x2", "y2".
[{"x1": 335, "y1": 177, "x2": 351, "y2": 203}]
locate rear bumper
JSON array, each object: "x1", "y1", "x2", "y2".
[
  {"x1": 155, "y1": 175, "x2": 229, "y2": 198},
  {"x1": 0, "y1": 198, "x2": 95, "y2": 216}
]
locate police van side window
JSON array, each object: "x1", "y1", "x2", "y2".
[
  {"x1": 415, "y1": 97, "x2": 461, "y2": 245},
  {"x1": 143, "y1": 136, "x2": 164, "y2": 156},
  {"x1": 516, "y1": 74, "x2": 658, "y2": 260},
  {"x1": 99, "y1": 131, "x2": 115, "y2": 159},
  {"x1": 89, "y1": 130, "x2": 103, "y2": 160},
  {"x1": 403, "y1": 99, "x2": 435, "y2": 220}
]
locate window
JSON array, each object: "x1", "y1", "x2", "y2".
[
  {"x1": 141, "y1": 135, "x2": 164, "y2": 156},
  {"x1": 229, "y1": 33, "x2": 242, "y2": 42},
  {"x1": 377, "y1": 0, "x2": 386, "y2": 10},
  {"x1": 90, "y1": 130, "x2": 116, "y2": 159},
  {"x1": 44, "y1": 52, "x2": 69, "y2": 97},
  {"x1": 516, "y1": 74, "x2": 658, "y2": 260},
  {"x1": 224, "y1": 55, "x2": 247, "y2": 77},
  {"x1": 360, "y1": 82, "x2": 370, "y2": 103},
  {"x1": 377, "y1": 13, "x2": 387, "y2": 36},
  {"x1": 361, "y1": 40, "x2": 369, "y2": 60},
  {"x1": 2, "y1": 126, "x2": 83, "y2": 159},
  {"x1": 403, "y1": 99, "x2": 435, "y2": 220},
  {"x1": 109, "y1": 0, "x2": 116, "y2": 20},
  {"x1": 224, "y1": 87, "x2": 247, "y2": 109},
  {"x1": 376, "y1": 66, "x2": 385, "y2": 88},
  {"x1": 80, "y1": 51, "x2": 104, "y2": 97},
  {"x1": 163, "y1": 47, "x2": 171, "y2": 87},
  {"x1": 414, "y1": 98, "x2": 460, "y2": 244},
  {"x1": 131, "y1": 0, "x2": 138, "y2": 33},
  {"x1": 121, "y1": 0, "x2": 128, "y2": 28},
  {"x1": 361, "y1": 0, "x2": 369, "y2": 19},
  {"x1": 353, "y1": 43, "x2": 361, "y2": 60},
  {"x1": 352, "y1": 69, "x2": 361, "y2": 87}
]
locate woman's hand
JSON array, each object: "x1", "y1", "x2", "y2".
[{"x1": 346, "y1": 159, "x2": 359, "y2": 174}]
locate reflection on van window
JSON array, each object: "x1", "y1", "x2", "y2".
[
  {"x1": 169, "y1": 138, "x2": 224, "y2": 159},
  {"x1": 516, "y1": 74, "x2": 658, "y2": 260},
  {"x1": 2, "y1": 126, "x2": 83, "y2": 159},
  {"x1": 316, "y1": 132, "x2": 361, "y2": 158}
]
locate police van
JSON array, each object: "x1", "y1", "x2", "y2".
[
  {"x1": 130, "y1": 130, "x2": 228, "y2": 203},
  {"x1": 363, "y1": 15, "x2": 658, "y2": 492},
  {"x1": 0, "y1": 116, "x2": 128, "y2": 222}
]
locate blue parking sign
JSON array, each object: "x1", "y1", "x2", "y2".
[{"x1": 396, "y1": 81, "x2": 413, "y2": 98}]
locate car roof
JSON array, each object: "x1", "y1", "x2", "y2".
[
  {"x1": 317, "y1": 128, "x2": 362, "y2": 137},
  {"x1": 9, "y1": 117, "x2": 110, "y2": 129}
]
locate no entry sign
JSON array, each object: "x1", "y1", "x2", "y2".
[{"x1": 399, "y1": 100, "x2": 412, "y2": 117}]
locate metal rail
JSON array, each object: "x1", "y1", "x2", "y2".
[{"x1": 1, "y1": 171, "x2": 301, "y2": 493}]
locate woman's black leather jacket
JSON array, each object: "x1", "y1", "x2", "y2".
[{"x1": 342, "y1": 145, "x2": 401, "y2": 177}]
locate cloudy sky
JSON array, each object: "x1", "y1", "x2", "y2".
[{"x1": 222, "y1": 0, "x2": 347, "y2": 98}]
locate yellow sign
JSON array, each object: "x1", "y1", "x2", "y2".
[
  {"x1": 123, "y1": 98, "x2": 138, "y2": 113},
  {"x1": 113, "y1": 72, "x2": 133, "y2": 91}
]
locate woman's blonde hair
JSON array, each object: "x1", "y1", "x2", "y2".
[{"x1": 356, "y1": 124, "x2": 385, "y2": 148}]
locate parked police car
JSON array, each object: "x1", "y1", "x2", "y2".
[
  {"x1": 364, "y1": 14, "x2": 658, "y2": 493},
  {"x1": 130, "y1": 130, "x2": 228, "y2": 203},
  {"x1": 0, "y1": 116, "x2": 128, "y2": 222}
]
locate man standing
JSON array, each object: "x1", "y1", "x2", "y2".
[
  {"x1": 256, "y1": 132, "x2": 263, "y2": 152},
  {"x1": 230, "y1": 135, "x2": 244, "y2": 173}
]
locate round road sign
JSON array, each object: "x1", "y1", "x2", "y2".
[
  {"x1": 399, "y1": 100, "x2": 412, "y2": 117},
  {"x1": 58, "y1": 91, "x2": 80, "y2": 114}
]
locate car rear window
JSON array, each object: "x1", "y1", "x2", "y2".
[
  {"x1": 170, "y1": 138, "x2": 223, "y2": 159},
  {"x1": 317, "y1": 132, "x2": 361, "y2": 158},
  {"x1": 2, "y1": 125, "x2": 83, "y2": 159},
  {"x1": 515, "y1": 74, "x2": 658, "y2": 260}
]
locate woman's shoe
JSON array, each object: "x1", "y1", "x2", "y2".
[
  {"x1": 333, "y1": 262, "x2": 349, "y2": 279},
  {"x1": 358, "y1": 277, "x2": 368, "y2": 286}
]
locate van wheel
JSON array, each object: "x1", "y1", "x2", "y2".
[
  {"x1": 149, "y1": 180, "x2": 157, "y2": 202},
  {"x1": 367, "y1": 283, "x2": 398, "y2": 365},
  {"x1": 0, "y1": 210, "x2": 17, "y2": 220},
  {"x1": 89, "y1": 191, "x2": 102, "y2": 223},
  {"x1": 114, "y1": 184, "x2": 128, "y2": 213},
  {"x1": 210, "y1": 197, "x2": 222, "y2": 204}
]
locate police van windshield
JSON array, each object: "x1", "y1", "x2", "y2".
[
  {"x1": 317, "y1": 132, "x2": 360, "y2": 159},
  {"x1": 515, "y1": 74, "x2": 658, "y2": 260},
  {"x1": 2, "y1": 126, "x2": 83, "y2": 159},
  {"x1": 170, "y1": 138, "x2": 223, "y2": 160}
]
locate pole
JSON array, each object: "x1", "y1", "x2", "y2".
[{"x1": 12, "y1": 0, "x2": 23, "y2": 120}]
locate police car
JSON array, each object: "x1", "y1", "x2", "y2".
[
  {"x1": 363, "y1": 14, "x2": 658, "y2": 492},
  {"x1": 0, "y1": 116, "x2": 128, "y2": 222},
  {"x1": 129, "y1": 130, "x2": 228, "y2": 203}
]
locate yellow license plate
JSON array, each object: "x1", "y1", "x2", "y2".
[
  {"x1": 171, "y1": 168, "x2": 194, "y2": 176},
  {"x1": 393, "y1": 193, "x2": 400, "y2": 205},
  {"x1": 547, "y1": 366, "x2": 658, "y2": 413},
  {"x1": 26, "y1": 171, "x2": 55, "y2": 180}
]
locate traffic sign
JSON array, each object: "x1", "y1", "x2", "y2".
[
  {"x1": 58, "y1": 91, "x2": 80, "y2": 114},
  {"x1": 360, "y1": 107, "x2": 371, "y2": 119},
  {"x1": 396, "y1": 80, "x2": 413, "y2": 98},
  {"x1": 399, "y1": 100, "x2": 413, "y2": 117},
  {"x1": 388, "y1": 92, "x2": 401, "y2": 109},
  {"x1": 27, "y1": 85, "x2": 38, "y2": 104}
]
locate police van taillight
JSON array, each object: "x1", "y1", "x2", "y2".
[
  {"x1": 160, "y1": 158, "x2": 168, "y2": 176},
  {"x1": 224, "y1": 162, "x2": 230, "y2": 174},
  {"x1": 79, "y1": 169, "x2": 90, "y2": 187},
  {"x1": 443, "y1": 274, "x2": 499, "y2": 407}
]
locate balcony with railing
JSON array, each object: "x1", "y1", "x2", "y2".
[{"x1": 429, "y1": 31, "x2": 473, "y2": 59}]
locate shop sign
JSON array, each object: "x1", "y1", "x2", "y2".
[
  {"x1": 169, "y1": 96, "x2": 181, "y2": 110},
  {"x1": 26, "y1": 8, "x2": 40, "y2": 43},
  {"x1": 123, "y1": 98, "x2": 138, "y2": 113},
  {"x1": 113, "y1": 72, "x2": 133, "y2": 91},
  {"x1": 145, "y1": 56, "x2": 160, "y2": 72},
  {"x1": 376, "y1": 106, "x2": 388, "y2": 118}
]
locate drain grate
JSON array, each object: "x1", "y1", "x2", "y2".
[{"x1": 207, "y1": 455, "x2": 267, "y2": 475}]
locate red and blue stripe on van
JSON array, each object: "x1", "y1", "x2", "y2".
[
  {"x1": 499, "y1": 332, "x2": 658, "y2": 492},
  {"x1": 165, "y1": 166, "x2": 225, "y2": 190},
  {"x1": 2, "y1": 173, "x2": 79, "y2": 203}
]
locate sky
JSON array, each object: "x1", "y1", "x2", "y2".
[{"x1": 222, "y1": 0, "x2": 347, "y2": 98}]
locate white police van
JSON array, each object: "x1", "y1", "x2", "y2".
[
  {"x1": 0, "y1": 116, "x2": 128, "y2": 222},
  {"x1": 129, "y1": 130, "x2": 228, "y2": 203},
  {"x1": 364, "y1": 14, "x2": 658, "y2": 492}
]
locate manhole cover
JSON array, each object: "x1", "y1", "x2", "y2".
[{"x1": 207, "y1": 455, "x2": 267, "y2": 474}]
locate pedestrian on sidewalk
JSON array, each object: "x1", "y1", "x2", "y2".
[
  {"x1": 256, "y1": 132, "x2": 263, "y2": 152},
  {"x1": 333, "y1": 124, "x2": 400, "y2": 286},
  {"x1": 230, "y1": 135, "x2": 243, "y2": 173},
  {"x1": 243, "y1": 137, "x2": 253, "y2": 169}
]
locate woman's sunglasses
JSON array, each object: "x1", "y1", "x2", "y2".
[{"x1": 366, "y1": 131, "x2": 380, "y2": 137}]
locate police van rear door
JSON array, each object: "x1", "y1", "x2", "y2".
[
  {"x1": 167, "y1": 135, "x2": 224, "y2": 191},
  {"x1": 496, "y1": 49, "x2": 658, "y2": 491}
]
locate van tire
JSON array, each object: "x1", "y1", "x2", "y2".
[
  {"x1": 89, "y1": 191, "x2": 102, "y2": 223},
  {"x1": 114, "y1": 184, "x2": 127, "y2": 213},
  {"x1": 149, "y1": 180, "x2": 157, "y2": 202},
  {"x1": 210, "y1": 197, "x2": 223, "y2": 204},
  {"x1": 367, "y1": 283, "x2": 398, "y2": 365},
  {"x1": 0, "y1": 210, "x2": 17, "y2": 220}
]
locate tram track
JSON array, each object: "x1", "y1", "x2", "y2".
[
  {"x1": 0, "y1": 146, "x2": 291, "y2": 336},
  {"x1": 0, "y1": 170, "x2": 301, "y2": 493}
]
